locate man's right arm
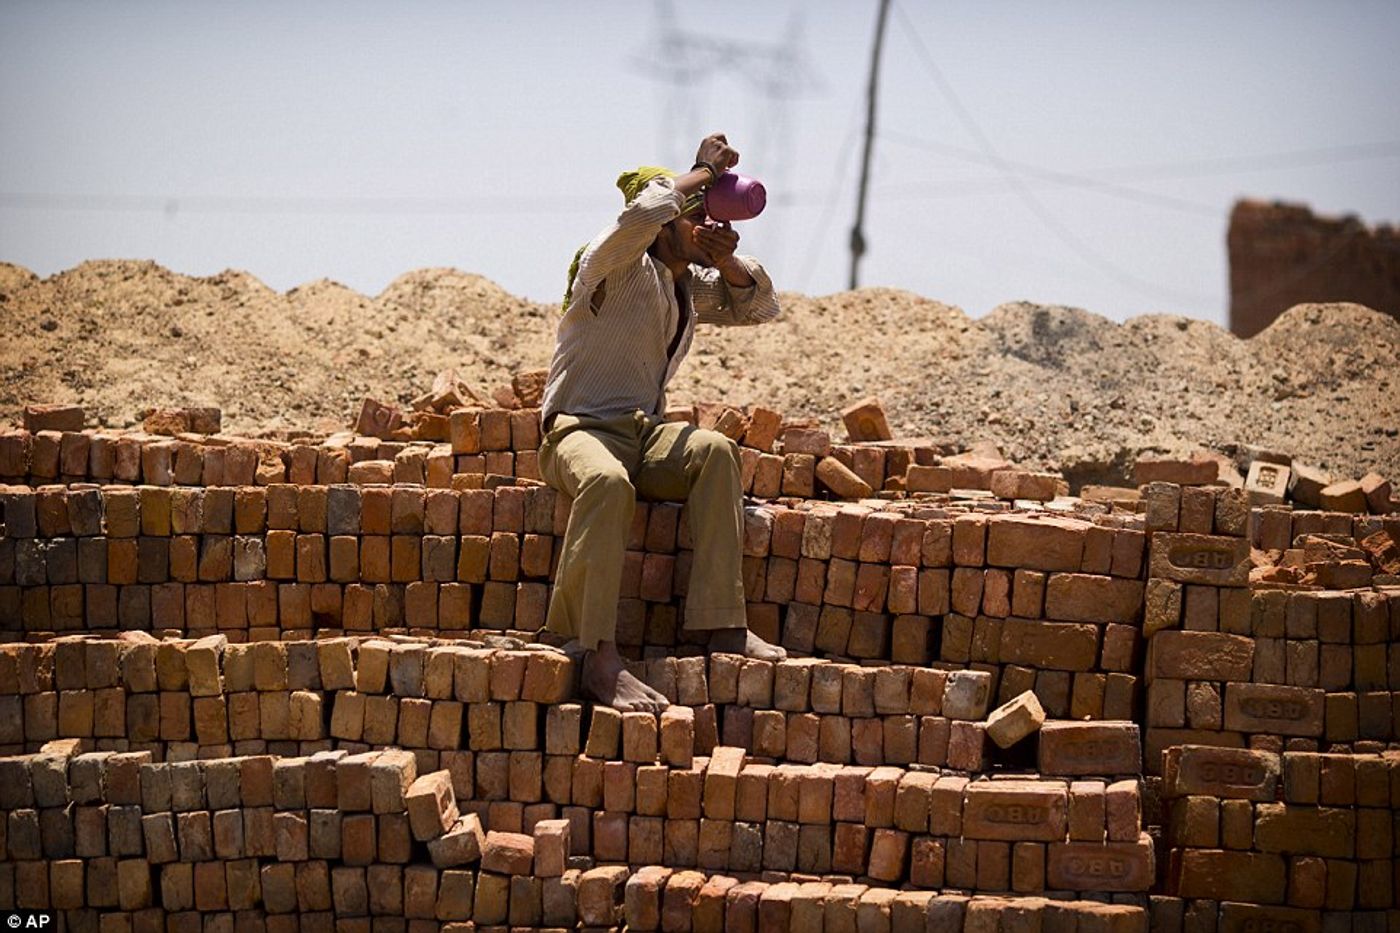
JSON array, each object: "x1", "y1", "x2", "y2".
[{"x1": 573, "y1": 179, "x2": 684, "y2": 294}]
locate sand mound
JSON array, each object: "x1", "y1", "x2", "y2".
[{"x1": 1, "y1": 259, "x2": 1396, "y2": 483}]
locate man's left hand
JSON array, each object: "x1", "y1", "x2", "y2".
[{"x1": 694, "y1": 222, "x2": 739, "y2": 265}]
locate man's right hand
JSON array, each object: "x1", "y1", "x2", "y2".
[{"x1": 695, "y1": 134, "x2": 739, "y2": 175}]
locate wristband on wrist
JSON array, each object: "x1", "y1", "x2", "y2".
[{"x1": 691, "y1": 160, "x2": 719, "y2": 184}]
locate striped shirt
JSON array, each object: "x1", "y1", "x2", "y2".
[{"x1": 540, "y1": 176, "x2": 781, "y2": 422}]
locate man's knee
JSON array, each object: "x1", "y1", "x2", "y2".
[
  {"x1": 579, "y1": 466, "x2": 636, "y2": 506},
  {"x1": 690, "y1": 429, "x2": 740, "y2": 466}
]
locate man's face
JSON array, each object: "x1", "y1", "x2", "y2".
[{"x1": 669, "y1": 206, "x2": 717, "y2": 267}]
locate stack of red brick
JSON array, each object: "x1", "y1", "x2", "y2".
[
  {"x1": 3, "y1": 398, "x2": 1400, "y2": 931},
  {"x1": 0, "y1": 482, "x2": 1155, "y2": 690},
  {"x1": 0, "y1": 633, "x2": 1143, "y2": 791},
  {"x1": 1140, "y1": 481, "x2": 1400, "y2": 771},
  {"x1": 2, "y1": 732, "x2": 1152, "y2": 930},
  {"x1": 2, "y1": 397, "x2": 1077, "y2": 506},
  {"x1": 1161, "y1": 744, "x2": 1399, "y2": 913}
]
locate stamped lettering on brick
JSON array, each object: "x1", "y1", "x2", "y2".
[
  {"x1": 1204, "y1": 757, "x2": 1264, "y2": 784},
  {"x1": 1170, "y1": 542, "x2": 1235, "y2": 571},
  {"x1": 1217, "y1": 903, "x2": 1321, "y2": 933},
  {"x1": 962, "y1": 781, "x2": 1067, "y2": 841},
  {"x1": 1223, "y1": 685, "x2": 1324, "y2": 738},
  {"x1": 1149, "y1": 534, "x2": 1250, "y2": 586},
  {"x1": 1046, "y1": 840, "x2": 1153, "y2": 892},
  {"x1": 983, "y1": 803, "x2": 1046, "y2": 825},
  {"x1": 1244, "y1": 696, "x2": 1304, "y2": 720},
  {"x1": 1039, "y1": 722, "x2": 1141, "y2": 776},
  {"x1": 1167, "y1": 746, "x2": 1279, "y2": 801}
]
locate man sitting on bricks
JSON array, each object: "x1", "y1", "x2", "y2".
[{"x1": 539, "y1": 133, "x2": 787, "y2": 712}]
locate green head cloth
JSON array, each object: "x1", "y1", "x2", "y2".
[
  {"x1": 562, "y1": 166, "x2": 705, "y2": 310},
  {"x1": 616, "y1": 165, "x2": 675, "y2": 204}
]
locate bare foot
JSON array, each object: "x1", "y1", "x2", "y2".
[
  {"x1": 709, "y1": 627, "x2": 787, "y2": 661},
  {"x1": 582, "y1": 642, "x2": 670, "y2": 713}
]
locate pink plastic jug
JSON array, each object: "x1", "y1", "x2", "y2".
[{"x1": 705, "y1": 172, "x2": 767, "y2": 222}]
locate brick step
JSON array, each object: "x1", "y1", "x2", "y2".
[
  {"x1": 1, "y1": 743, "x2": 1153, "y2": 899},
  {"x1": 2, "y1": 482, "x2": 1158, "y2": 713},
  {"x1": 4, "y1": 737, "x2": 1154, "y2": 865},
  {"x1": 1, "y1": 415, "x2": 548, "y2": 489},
  {"x1": 0, "y1": 636, "x2": 1144, "y2": 777},
  {"x1": 0, "y1": 574, "x2": 1147, "y2": 727},
  {"x1": 530, "y1": 869, "x2": 1151, "y2": 933},
  {"x1": 2, "y1": 857, "x2": 1152, "y2": 933},
  {"x1": 0, "y1": 413, "x2": 973, "y2": 502}
]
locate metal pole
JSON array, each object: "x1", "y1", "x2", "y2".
[{"x1": 849, "y1": 0, "x2": 892, "y2": 290}]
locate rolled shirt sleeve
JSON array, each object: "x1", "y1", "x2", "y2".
[
  {"x1": 692, "y1": 256, "x2": 782, "y2": 326},
  {"x1": 573, "y1": 178, "x2": 685, "y2": 298}
]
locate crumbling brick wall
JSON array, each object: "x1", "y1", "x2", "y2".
[{"x1": 1228, "y1": 199, "x2": 1400, "y2": 337}]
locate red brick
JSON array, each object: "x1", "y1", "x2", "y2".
[
  {"x1": 1149, "y1": 533, "x2": 1251, "y2": 586},
  {"x1": 962, "y1": 780, "x2": 1067, "y2": 841},
  {"x1": 1222, "y1": 684, "x2": 1324, "y2": 737},
  {"x1": 1047, "y1": 836, "x2": 1155, "y2": 892},
  {"x1": 841, "y1": 397, "x2": 892, "y2": 442},
  {"x1": 1176, "y1": 849, "x2": 1285, "y2": 903},
  {"x1": 986, "y1": 516, "x2": 1087, "y2": 571},
  {"x1": 1163, "y1": 745, "x2": 1279, "y2": 800},
  {"x1": 1149, "y1": 631, "x2": 1255, "y2": 681},
  {"x1": 998, "y1": 619, "x2": 1100, "y2": 672},
  {"x1": 1039, "y1": 722, "x2": 1141, "y2": 776},
  {"x1": 1044, "y1": 574, "x2": 1144, "y2": 623}
]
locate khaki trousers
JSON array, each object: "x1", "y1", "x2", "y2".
[{"x1": 538, "y1": 410, "x2": 747, "y2": 650}]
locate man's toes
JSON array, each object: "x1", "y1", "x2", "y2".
[
  {"x1": 632, "y1": 689, "x2": 663, "y2": 711},
  {"x1": 635, "y1": 685, "x2": 668, "y2": 711}
]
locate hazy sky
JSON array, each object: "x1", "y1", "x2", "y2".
[{"x1": 2, "y1": 0, "x2": 1398, "y2": 325}]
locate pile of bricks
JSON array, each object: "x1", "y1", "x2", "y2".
[
  {"x1": 0, "y1": 633, "x2": 1147, "y2": 779},
  {"x1": 0, "y1": 410, "x2": 548, "y2": 490},
  {"x1": 0, "y1": 739, "x2": 1154, "y2": 894},
  {"x1": 2, "y1": 734, "x2": 1153, "y2": 930},
  {"x1": 3, "y1": 396, "x2": 1400, "y2": 931},
  {"x1": 1140, "y1": 482, "x2": 1400, "y2": 770},
  {"x1": 3, "y1": 399, "x2": 1077, "y2": 506},
  {"x1": 0, "y1": 483, "x2": 1153, "y2": 681},
  {"x1": 1161, "y1": 744, "x2": 1398, "y2": 912},
  {"x1": 1138, "y1": 449, "x2": 1396, "y2": 516}
]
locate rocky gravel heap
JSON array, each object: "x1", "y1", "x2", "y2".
[{"x1": 1, "y1": 259, "x2": 1395, "y2": 486}]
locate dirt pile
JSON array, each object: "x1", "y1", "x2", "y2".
[{"x1": 1, "y1": 259, "x2": 1396, "y2": 485}]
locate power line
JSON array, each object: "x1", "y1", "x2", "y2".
[
  {"x1": 0, "y1": 191, "x2": 608, "y2": 216},
  {"x1": 890, "y1": 1, "x2": 1222, "y2": 307},
  {"x1": 1082, "y1": 140, "x2": 1400, "y2": 182},
  {"x1": 889, "y1": 5, "x2": 1400, "y2": 311},
  {"x1": 878, "y1": 131, "x2": 1400, "y2": 214},
  {"x1": 629, "y1": 1, "x2": 823, "y2": 263},
  {"x1": 879, "y1": 130, "x2": 1231, "y2": 218}
]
